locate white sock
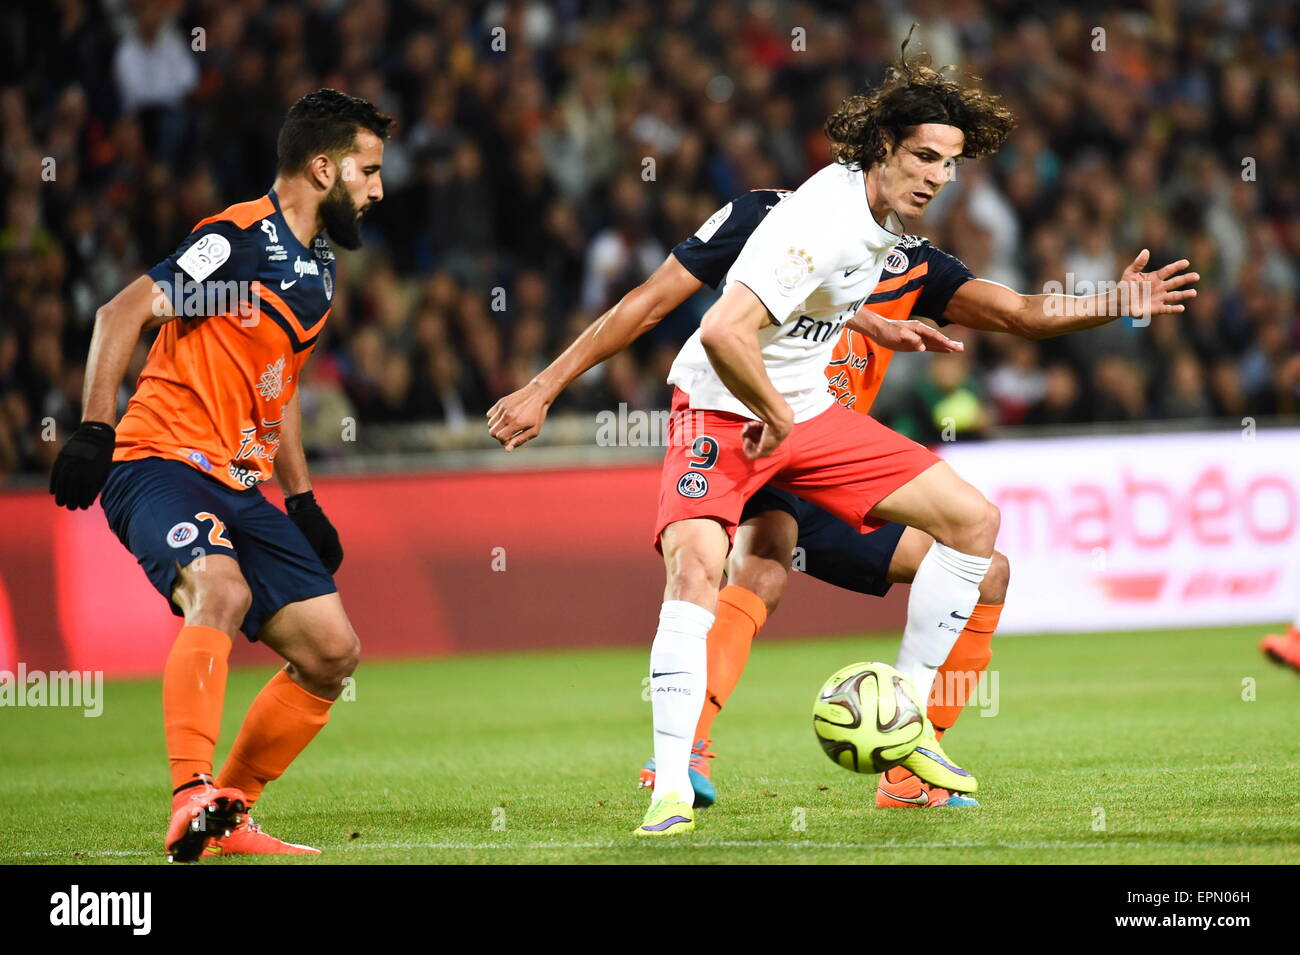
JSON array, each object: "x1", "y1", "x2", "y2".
[
  {"x1": 649, "y1": 599, "x2": 712, "y2": 801},
  {"x1": 895, "y1": 543, "x2": 991, "y2": 706}
]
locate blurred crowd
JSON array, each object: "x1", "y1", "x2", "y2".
[{"x1": 1, "y1": 0, "x2": 1298, "y2": 479}]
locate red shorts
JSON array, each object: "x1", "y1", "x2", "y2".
[{"x1": 654, "y1": 388, "x2": 939, "y2": 549}]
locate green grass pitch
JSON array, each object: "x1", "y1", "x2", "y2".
[{"x1": 2, "y1": 624, "x2": 1298, "y2": 864}]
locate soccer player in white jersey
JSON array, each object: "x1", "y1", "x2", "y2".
[
  {"x1": 618, "y1": 54, "x2": 1020, "y2": 834},
  {"x1": 493, "y1": 48, "x2": 1197, "y2": 835}
]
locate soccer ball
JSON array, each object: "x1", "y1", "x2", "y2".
[{"x1": 813, "y1": 661, "x2": 925, "y2": 773}]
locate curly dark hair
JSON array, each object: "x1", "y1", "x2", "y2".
[
  {"x1": 825, "y1": 33, "x2": 1015, "y2": 169},
  {"x1": 276, "y1": 88, "x2": 394, "y2": 174}
]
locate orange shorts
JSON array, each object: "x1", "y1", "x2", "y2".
[{"x1": 654, "y1": 388, "x2": 939, "y2": 549}]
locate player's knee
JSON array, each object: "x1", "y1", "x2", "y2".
[
  {"x1": 742, "y1": 559, "x2": 788, "y2": 616},
  {"x1": 665, "y1": 552, "x2": 723, "y2": 603},
  {"x1": 980, "y1": 550, "x2": 1010, "y2": 605},
  {"x1": 941, "y1": 493, "x2": 1000, "y2": 556},
  {"x1": 299, "y1": 629, "x2": 360, "y2": 690}
]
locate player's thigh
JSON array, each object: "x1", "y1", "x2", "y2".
[
  {"x1": 229, "y1": 493, "x2": 340, "y2": 645},
  {"x1": 659, "y1": 518, "x2": 731, "y2": 606},
  {"x1": 100, "y1": 458, "x2": 247, "y2": 621},
  {"x1": 171, "y1": 554, "x2": 252, "y2": 623},
  {"x1": 869, "y1": 460, "x2": 999, "y2": 555},
  {"x1": 257, "y1": 591, "x2": 360, "y2": 677}
]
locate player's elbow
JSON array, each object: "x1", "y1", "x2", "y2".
[
  {"x1": 699, "y1": 311, "x2": 739, "y2": 356},
  {"x1": 626, "y1": 282, "x2": 672, "y2": 334}
]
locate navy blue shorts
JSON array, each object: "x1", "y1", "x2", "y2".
[
  {"x1": 100, "y1": 458, "x2": 337, "y2": 640},
  {"x1": 741, "y1": 485, "x2": 906, "y2": 597}
]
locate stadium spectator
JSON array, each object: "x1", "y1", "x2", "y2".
[{"x1": 0, "y1": 0, "x2": 1295, "y2": 484}]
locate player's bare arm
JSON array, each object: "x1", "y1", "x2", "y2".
[
  {"x1": 275, "y1": 389, "x2": 312, "y2": 497},
  {"x1": 81, "y1": 275, "x2": 176, "y2": 425},
  {"x1": 938, "y1": 250, "x2": 1199, "y2": 338},
  {"x1": 698, "y1": 282, "x2": 793, "y2": 459},
  {"x1": 49, "y1": 275, "x2": 176, "y2": 509},
  {"x1": 488, "y1": 253, "x2": 703, "y2": 451}
]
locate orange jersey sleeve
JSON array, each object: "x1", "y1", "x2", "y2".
[{"x1": 114, "y1": 191, "x2": 336, "y2": 490}]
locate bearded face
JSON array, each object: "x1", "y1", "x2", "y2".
[{"x1": 319, "y1": 174, "x2": 364, "y2": 250}]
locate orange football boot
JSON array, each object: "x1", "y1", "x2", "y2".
[
  {"x1": 1261, "y1": 625, "x2": 1300, "y2": 674},
  {"x1": 876, "y1": 766, "x2": 979, "y2": 808},
  {"x1": 165, "y1": 774, "x2": 247, "y2": 863},
  {"x1": 202, "y1": 815, "x2": 321, "y2": 857}
]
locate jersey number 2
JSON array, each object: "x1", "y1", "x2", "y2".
[{"x1": 195, "y1": 511, "x2": 232, "y2": 549}]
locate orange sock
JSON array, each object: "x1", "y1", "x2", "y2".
[
  {"x1": 216, "y1": 669, "x2": 334, "y2": 805},
  {"x1": 928, "y1": 601, "x2": 1002, "y2": 738},
  {"x1": 163, "y1": 625, "x2": 233, "y2": 791},
  {"x1": 694, "y1": 585, "x2": 768, "y2": 741}
]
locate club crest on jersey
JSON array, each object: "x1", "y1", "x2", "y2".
[
  {"x1": 677, "y1": 471, "x2": 709, "y2": 499},
  {"x1": 166, "y1": 522, "x2": 199, "y2": 548},
  {"x1": 883, "y1": 249, "x2": 909, "y2": 274},
  {"x1": 775, "y1": 247, "x2": 815, "y2": 291},
  {"x1": 323, "y1": 269, "x2": 333, "y2": 300}
]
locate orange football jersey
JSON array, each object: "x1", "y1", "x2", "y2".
[
  {"x1": 114, "y1": 190, "x2": 336, "y2": 490},
  {"x1": 824, "y1": 244, "x2": 969, "y2": 414}
]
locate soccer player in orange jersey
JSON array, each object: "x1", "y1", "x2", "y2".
[{"x1": 49, "y1": 89, "x2": 389, "y2": 861}]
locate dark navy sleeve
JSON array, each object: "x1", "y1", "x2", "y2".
[
  {"x1": 147, "y1": 219, "x2": 259, "y2": 319},
  {"x1": 671, "y1": 190, "x2": 787, "y2": 289},
  {"x1": 911, "y1": 243, "x2": 975, "y2": 326}
]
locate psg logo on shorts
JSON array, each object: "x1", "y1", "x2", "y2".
[
  {"x1": 677, "y1": 471, "x2": 709, "y2": 499},
  {"x1": 166, "y1": 522, "x2": 199, "y2": 548},
  {"x1": 883, "y1": 249, "x2": 909, "y2": 274}
]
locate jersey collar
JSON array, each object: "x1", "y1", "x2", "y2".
[
  {"x1": 267, "y1": 188, "x2": 320, "y2": 256},
  {"x1": 851, "y1": 166, "x2": 904, "y2": 248}
]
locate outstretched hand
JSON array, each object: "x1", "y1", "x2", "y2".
[{"x1": 1120, "y1": 249, "x2": 1199, "y2": 319}]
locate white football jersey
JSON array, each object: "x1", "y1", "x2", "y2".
[{"x1": 667, "y1": 162, "x2": 902, "y2": 422}]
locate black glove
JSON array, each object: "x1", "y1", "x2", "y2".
[
  {"x1": 286, "y1": 490, "x2": 343, "y2": 573},
  {"x1": 49, "y1": 421, "x2": 117, "y2": 510}
]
